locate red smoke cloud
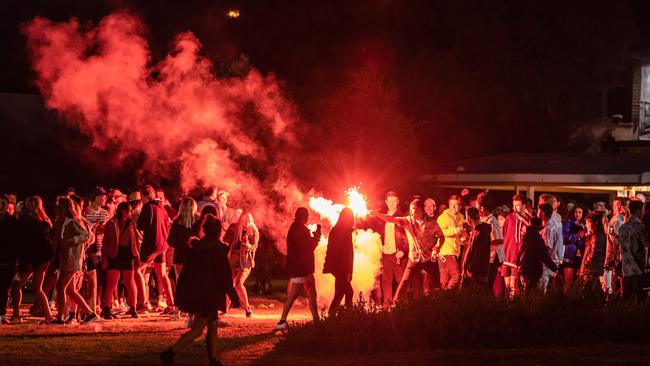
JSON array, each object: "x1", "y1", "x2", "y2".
[{"x1": 22, "y1": 13, "x2": 307, "y2": 251}]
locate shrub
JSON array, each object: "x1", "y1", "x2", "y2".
[{"x1": 275, "y1": 288, "x2": 650, "y2": 356}]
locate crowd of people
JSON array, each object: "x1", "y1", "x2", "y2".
[
  {"x1": 1, "y1": 185, "x2": 649, "y2": 364},
  {"x1": 0, "y1": 185, "x2": 260, "y2": 329},
  {"x1": 275, "y1": 189, "x2": 650, "y2": 330}
]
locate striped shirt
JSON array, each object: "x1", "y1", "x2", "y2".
[{"x1": 85, "y1": 207, "x2": 110, "y2": 251}]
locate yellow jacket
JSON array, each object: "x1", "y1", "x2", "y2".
[{"x1": 436, "y1": 208, "x2": 465, "y2": 256}]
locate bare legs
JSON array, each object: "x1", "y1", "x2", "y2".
[
  {"x1": 12, "y1": 267, "x2": 53, "y2": 321},
  {"x1": 279, "y1": 275, "x2": 319, "y2": 323},
  {"x1": 233, "y1": 269, "x2": 252, "y2": 313},
  {"x1": 56, "y1": 271, "x2": 93, "y2": 320},
  {"x1": 104, "y1": 270, "x2": 137, "y2": 309}
]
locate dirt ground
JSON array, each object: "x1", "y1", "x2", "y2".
[
  {"x1": 0, "y1": 296, "x2": 308, "y2": 366},
  {"x1": 2, "y1": 297, "x2": 650, "y2": 366}
]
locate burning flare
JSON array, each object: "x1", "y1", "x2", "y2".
[{"x1": 309, "y1": 188, "x2": 381, "y2": 306}]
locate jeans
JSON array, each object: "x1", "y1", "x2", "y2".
[
  {"x1": 623, "y1": 274, "x2": 646, "y2": 302},
  {"x1": 394, "y1": 260, "x2": 436, "y2": 301},
  {"x1": 439, "y1": 255, "x2": 461, "y2": 289},
  {"x1": 329, "y1": 274, "x2": 353, "y2": 315},
  {"x1": 381, "y1": 253, "x2": 405, "y2": 305}
]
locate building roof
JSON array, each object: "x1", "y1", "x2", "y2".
[{"x1": 423, "y1": 153, "x2": 650, "y2": 186}]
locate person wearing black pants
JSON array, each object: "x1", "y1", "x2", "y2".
[
  {"x1": 618, "y1": 200, "x2": 648, "y2": 302},
  {"x1": 323, "y1": 208, "x2": 355, "y2": 316}
]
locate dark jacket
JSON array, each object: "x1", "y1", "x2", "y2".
[
  {"x1": 580, "y1": 231, "x2": 606, "y2": 277},
  {"x1": 18, "y1": 215, "x2": 52, "y2": 269},
  {"x1": 175, "y1": 235, "x2": 239, "y2": 315},
  {"x1": 374, "y1": 210, "x2": 409, "y2": 255},
  {"x1": 461, "y1": 222, "x2": 492, "y2": 280},
  {"x1": 103, "y1": 218, "x2": 139, "y2": 260},
  {"x1": 285, "y1": 221, "x2": 319, "y2": 278},
  {"x1": 517, "y1": 227, "x2": 557, "y2": 281},
  {"x1": 323, "y1": 224, "x2": 353, "y2": 277},
  {"x1": 137, "y1": 200, "x2": 170, "y2": 254},
  {"x1": 167, "y1": 222, "x2": 194, "y2": 265},
  {"x1": 0, "y1": 214, "x2": 19, "y2": 265}
]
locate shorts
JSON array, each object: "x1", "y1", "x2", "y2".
[
  {"x1": 290, "y1": 276, "x2": 308, "y2": 284},
  {"x1": 290, "y1": 274, "x2": 314, "y2": 285},
  {"x1": 140, "y1": 250, "x2": 165, "y2": 265},
  {"x1": 107, "y1": 257, "x2": 134, "y2": 271},
  {"x1": 501, "y1": 263, "x2": 518, "y2": 277}
]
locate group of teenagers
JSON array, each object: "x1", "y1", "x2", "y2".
[
  {"x1": 273, "y1": 189, "x2": 650, "y2": 333},
  {"x1": 0, "y1": 185, "x2": 260, "y2": 328}
]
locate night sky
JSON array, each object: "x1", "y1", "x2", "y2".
[{"x1": 1, "y1": 0, "x2": 650, "y2": 196}]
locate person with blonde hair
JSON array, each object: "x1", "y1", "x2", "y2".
[
  {"x1": 10, "y1": 196, "x2": 54, "y2": 323},
  {"x1": 224, "y1": 211, "x2": 259, "y2": 317},
  {"x1": 52, "y1": 197, "x2": 98, "y2": 324},
  {"x1": 168, "y1": 197, "x2": 198, "y2": 280}
]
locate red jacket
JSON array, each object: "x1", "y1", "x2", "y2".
[{"x1": 103, "y1": 218, "x2": 139, "y2": 260}]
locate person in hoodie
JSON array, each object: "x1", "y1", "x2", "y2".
[
  {"x1": 562, "y1": 205, "x2": 586, "y2": 289},
  {"x1": 136, "y1": 185, "x2": 175, "y2": 315},
  {"x1": 517, "y1": 217, "x2": 558, "y2": 292},
  {"x1": 461, "y1": 207, "x2": 492, "y2": 288},
  {"x1": 160, "y1": 214, "x2": 239, "y2": 366},
  {"x1": 323, "y1": 207, "x2": 355, "y2": 316}
]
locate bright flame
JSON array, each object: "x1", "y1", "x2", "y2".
[
  {"x1": 345, "y1": 187, "x2": 369, "y2": 218},
  {"x1": 309, "y1": 188, "x2": 382, "y2": 307},
  {"x1": 227, "y1": 9, "x2": 240, "y2": 18},
  {"x1": 309, "y1": 187, "x2": 369, "y2": 225}
]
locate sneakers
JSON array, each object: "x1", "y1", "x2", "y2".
[
  {"x1": 82, "y1": 313, "x2": 99, "y2": 325},
  {"x1": 9, "y1": 316, "x2": 23, "y2": 324},
  {"x1": 64, "y1": 312, "x2": 78, "y2": 325},
  {"x1": 136, "y1": 303, "x2": 153, "y2": 313},
  {"x1": 126, "y1": 308, "x2": 140, "y2": 319},
  {"x1": 162, "y1": 306, "x2": 175, "y2": 315},
  {"x1": 159, "y1": 348, "x2": 174, "y2": 366},
  {"x1": 274, "y1": 321, "x2": 288, "y2": 331},
  {"x1": 245, "y1": 309, "x2": 253, "y2": 318},
  {"x1": 100, "y1": 307, "x2": 115, "y2": 320},
  {"x1": 0, "y1": 315, "x2": 9, "y2": 324},
  {"x1": 168, "y1": 310, "x2": 182, "y2": 320}
]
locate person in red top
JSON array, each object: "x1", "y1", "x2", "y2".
[
  {"x1": 275, "y1": 207, "x2": 321, "y2": 330},
  {"x1": 501, "y1": 194, "x2": 530, "y2": 297},
  {"x1": 135, "y1": 185, "x2": 175, "y2": 315}
]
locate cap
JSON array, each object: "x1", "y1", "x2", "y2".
[
  {"x1": 111, "y1": 189, "x2": 126, "y2": 199},
  {"x1": 128, "y1": 191, "x2": 142, "y2": 202},
  {"x1": 91, "y1": 186, "x2": 107, "y2": 198},
  {"x1": 633, "y1": 193, "x2": 647, "y2": 203}
]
